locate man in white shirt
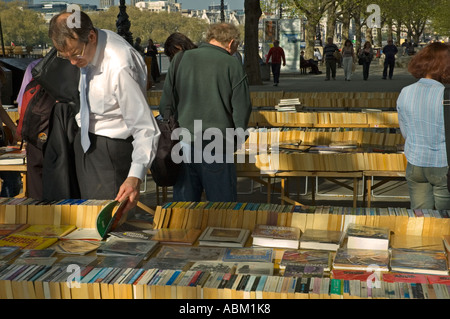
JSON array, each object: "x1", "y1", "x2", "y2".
[{"x1": 48, "y1": 11, "x2": 160, "y2": 213}]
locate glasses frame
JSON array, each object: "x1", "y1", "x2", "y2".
[{"x1": 57, "y1": 43, "x2": 86, "y2": 61}]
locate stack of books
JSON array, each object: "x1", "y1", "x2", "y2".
[{"x1": 275, "y1": 98, "x2": 302, "y2": 112}]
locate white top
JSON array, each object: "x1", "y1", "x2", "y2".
[{"x1": 77, "y1": 29, "x2": 160, "y2": 180}]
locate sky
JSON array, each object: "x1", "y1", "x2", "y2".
[{"x1": 35, "y1": 0, "x2": 245, "y2": 10}]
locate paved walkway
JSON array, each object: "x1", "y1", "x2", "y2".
[{"x1": 151, "y1": 59, "x2": 417, "y2": 94}]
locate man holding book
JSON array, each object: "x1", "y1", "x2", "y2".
[{"x1": 48, "y1": 11, "x2": 160, "y2": 213}]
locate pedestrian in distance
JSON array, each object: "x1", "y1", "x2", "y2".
[
  {"x1": 382, "y1": 39, "x2": 398, "y2": 80},
  {"x1": 323, "y1": 37, "x2": 339, "y2": 81},
  {"x1": 358, "y1": 41, "x2": 374, "y2": 81},
  {"x1": 164, "y1": 32, "x2": 197, "y2": 61},
  {"x1": 265, "y1": 40, "x2": 286, "y2": 86},
  {"x1": 341, "y1": 39, "x2": 355, "y2": 81}
]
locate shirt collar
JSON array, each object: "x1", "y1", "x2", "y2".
[
  {"x1": 418, "y1": 78, "x2": 444, "y2": 87},
  {"x1": 199, "y1": 42, "x2": 231, "y2": 55}
]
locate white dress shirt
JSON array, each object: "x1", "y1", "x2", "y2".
[{"x1": 77, "y1": 29, "x2": 160, "y2": 181}]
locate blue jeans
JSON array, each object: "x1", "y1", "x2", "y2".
[
  {"x1": 173, "y1": 146, "x2": 237, "y2": 202},
  {"x1": 405, "y1": 162, "x2": 450, "y2": 209},
  {"x1": 271, "y1": 63, "x2": 281, "y2": 84},
  {"x1": 0, "y1": 171, "x2": 22, "y2": 197}
]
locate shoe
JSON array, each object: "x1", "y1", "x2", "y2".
[
  {"x1": 332, "y1": 77, "x2": 336, "y2": 80},
  {"x1": 389, "y1": 77, "x2": 393, "y2": 80},
  {"x1": 382, "y1": 77, "x2": 387, "y2": 80},
  {"x1": 325, "y1": 78, "x2": 330, "y2": 81},
  {"x1": 273, "y1": 83, "x2": 278, "y2": 86}
]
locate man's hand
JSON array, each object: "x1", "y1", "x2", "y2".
[{"x1": 115, "y1": 176, "x2": 141, "y2": 213}]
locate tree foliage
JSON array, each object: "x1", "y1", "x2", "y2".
[
  {"x1": 0, "y1": 1, "x2": 48, "y2": 46},
  {"x1": 88, "y1": 7, "x2": 208, "y2": 45}
]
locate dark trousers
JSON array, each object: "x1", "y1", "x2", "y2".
[
  {"x1": 271, "y1": 63, "x2": 281, "y2": 84},
  {"x1": 383, "y1": 59, "x2": 395, "y2": 79},
  {"x1": 362, "y1": 61, "x2": 371, "y2": 80},
  {"x1": 325, "y1": 59, "x2": 337, "y2": 79},
  {"x1": 74, "y1": 131, "x2": 133, "y2": 200},
  {"x1": 26, "y1": 142, "x2": 43, "y2": 199},
  {"x1": 173, "y1": 147, "x2": 237, "y2": 202}
]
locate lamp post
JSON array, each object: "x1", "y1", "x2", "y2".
[{"x1": 116, "y1": 0, "x2": 133, "y2": 46}]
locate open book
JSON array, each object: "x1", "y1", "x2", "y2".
[{"x1": 61, "y1": 200, "x2": 128, "y2": 241}]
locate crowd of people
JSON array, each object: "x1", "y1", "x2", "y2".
[{"x1": 1, "y1": 11, "x2": 448, "y2": 213}]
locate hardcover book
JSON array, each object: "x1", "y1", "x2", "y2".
[
  {"x1": 142, "y1": 257, "x2": 191, "y2": 271},
  {"x1": 235, "y1": 262, "x2": 274, "y2": 276},
  {"x1": 390, "y1": 248, "x2": 449, "y2": 276},
  {"x1": 299, "y1": 229, "x2": 344, "y2": 251},
  {"x1": 251, "y1": 224, "x2": 301, "y2": 249},
  {"x1": 390, "y1": 234, "x2": 445, "y2": 252},
  {"x1": 332, "y1": 248, "x2": 390, "y2": 272},
  {"x1": 346, "y1": 223, "x2": 390, "y2": 250},
  {"x1": 283, "y1": 264, "x2": 324, "y2": 278},
  {"x1": 198, "y1": 226, "x2": 250, "y2": 247},
  {"x1": 0, "y1": 224, "x2": 29, "y2": 238}
]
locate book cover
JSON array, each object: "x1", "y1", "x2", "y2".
[
  {"x1": 189, "y1": 261, "x2": 237, "y2": 274},
  {"x1": 382, "y1": 273, "x2": 428, "y2": 284},
  {"x1": 0, "y1": 147, "x2": 26, "y2": 165},
  {"x1": 333, "y1": 248, "x2": 390, "y2": 272},
  {"x1": 155, "y1": 246, "x2": 226, "y2": 261},
  {"x1": 390, "y1": 234, "x2": 445, "y2": 252},
  {"x1": 235, "y1": 262, "x2": 274, "y2": 276},
  {"x1": 251, "y1": 224, "x2": 301, "y2": 249},
  {"x1": 390, "y1": 248, "x2": 449, "y2": 276},
  {"x1": 299, "y1": 229, "x2": 344, "y2": 251},
  {"x1": 152, "y1": 228, "x2": 201, "y2": 245},
  {"x1": 283, "y1": 264, "x2": 324, "y2": 278},
  {"x1": 96, "y1": 238, "x2": 159, "y2": 258},
  {"x1": 95, "y1": 256, "x2": 144, "y2": 269},
  {"x1": 346, "y1": 223, "x2": 390, "y2": 250},
  {"x1": 0, "y1": 246, "x2": 21, "y2": 261},
  {"x1": 54, "y1": 239, "x2": 102, "y2": 255},
  {"x1": 0, "y1": 234, "x2": 58, "y2": 249},
  {"x1": 279, "y1": 250, "x2": 332, "y2": 272},
  {"x1": 222, "y1": 247, "x2": 273, "y2": 263},
  {"x1": 198, "y1": 226, "x2": 250, "y2": 247},
  {"x1": 15, "y1": 224, "x2": 76, "y2": 238},
  {"x1": 0, "y1": 224, "x2": 29, "y2": 238},
  {"x1": 18, "y1": 249, "x2": 56, "y2": 259},
  {"x1": 142, "y1": 257, "x2": 191, "y2": 271}
]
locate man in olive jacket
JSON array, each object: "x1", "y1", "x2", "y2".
[{"x1": 159, "y1": 23, "x2": 252, "y2": 202}]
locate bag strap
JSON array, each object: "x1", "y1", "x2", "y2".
[
  {"x1": 443, "y1": 86, "x2": 450, "y2": 165},
  {"x1": 164, "y1": 50, "x2": 185, "y2": 120}
]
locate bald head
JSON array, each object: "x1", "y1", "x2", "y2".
[{"x1": 49, "y1": 10, "x2": 94, "y2": 50}]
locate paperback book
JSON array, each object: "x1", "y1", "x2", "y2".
[
  {"x1": 155, "y1": 246, "x2": 226, "y2": 261},
  {"x1": 283, "y1": 264, "x2": 324, "y2": 278},
  {"x1": 15, "y1": 224, "x2": 76, "y2": 238},
  {"x1": 251, "y1": 224, "x2": 301, "y2": 249},
  {"x1": 390, "y1": 235, "x2": 445, "y2": 252},
  {"x1": 299, "y1": 229, "x2": 344, "y2": 251},
  {"x1": 346, "y1": 223, "x2": 390, "y2": 250},
  {"x1": 198, "y1": 227, "x2": 250, "y2": 248}
]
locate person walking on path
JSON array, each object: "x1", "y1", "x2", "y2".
[
  {"x1": 382, "y1": 39, "x2": 398, "y2": 80},
  {"x1": 396, "y1": 42, "x2": 450, "y2": 209},
  {"x1": 341, "y1": 39, "x2": 355, "y2": 81},
  {"x1": 266, "y1": 40, "x2": 286, "y2": 86},
  {"x1": 323, "y1": 37, "x2": 339, "y2": 81},
  {"x1": 359, "y1": 41, "x2": 374, "y2": 81}
]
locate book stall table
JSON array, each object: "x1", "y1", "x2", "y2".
[
  {"x1": 363, "y1": 170, "x2": 406, "y2": 208},
  {"x1": 0, "y1": 164, "x2": 27, "y2": 197}
]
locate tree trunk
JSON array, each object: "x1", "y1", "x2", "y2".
[
  {"x1": 353, "y1": 11, "x2": 362, "y2": 52},
  {"x1": 341, "y1": 10, "x2": 350, "y2": 42},
  {"x1": 244, "y1": 0, "x2": 262, "y2": 85},
  {"x1": 326, "y1": 1, "x2": 336, "y2": 40}
]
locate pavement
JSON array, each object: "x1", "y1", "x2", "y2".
[{"x1": 150, "y1": 59, "x2": 417, "y2": 94}]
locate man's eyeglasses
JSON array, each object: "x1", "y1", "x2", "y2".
[{"x1": 57, "y1": 43, "x2": 86, "y2": 60}]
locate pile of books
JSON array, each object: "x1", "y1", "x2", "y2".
[{"x1": 275, "y1": 98, "x2": 302, "y2": 112}]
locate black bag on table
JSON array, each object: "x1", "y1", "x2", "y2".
[{"x1": 150, "y1": 51, "x2": 185, "y2": 187}]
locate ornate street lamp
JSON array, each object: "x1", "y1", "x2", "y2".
[{"x1": 116, "y1": 0, "x2": 133, "y2": 45}]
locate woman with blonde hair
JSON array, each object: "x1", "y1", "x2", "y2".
[{"x1": 396, "y1": 42, "x2": 450, "y2": 209}]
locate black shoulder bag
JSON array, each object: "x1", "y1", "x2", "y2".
[
  {"x1": 443, "y1": 86, "x2": 450, "y2": 191},
  {"x1": 150, "y1": 51, "x2": 184, "y2": 187}
]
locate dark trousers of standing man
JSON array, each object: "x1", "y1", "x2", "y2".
[
  {"x1": 74, "y1": 131, "x2": 133, "y2": 200},
  {"x1": 383, "y1": 59, "x2": 395, "y2": 79},
  {"x1": 325, "y1": 59, "x2": 337, "y2": 80},
  {"x1": 271, "y1": 63, "x2": 281, "y2": 84}
]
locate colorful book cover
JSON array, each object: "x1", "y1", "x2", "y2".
[
  {"x1": 155, "y1": 246, "x2": 226, "y2": 261},
  {"x1": 252, "y1": 224, "x2": 301, "y2": 240},
  {"x1": 333, "y1": 248, "x2": 390, "y2": 271},
  {"x1": 222, "y1": 247, "x2": 273, "y2": 263},
  {"x1": 15, "y1": 224, "x2": 76, "y2": 238},
  {"x1": 390, "y1": 248, "x2": 449, "y2": 275},
  {"x1": 0, "y1": 234, "x2": 58, "y2": 249}
]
